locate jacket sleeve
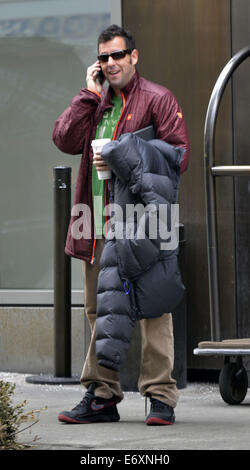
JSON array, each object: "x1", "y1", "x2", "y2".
[
  {"x1": 52, "y1": 88, "x2": 101, "y2": 155},
  {"x1": 152, "y1": 91, "x2": 190, "y2": 173}
]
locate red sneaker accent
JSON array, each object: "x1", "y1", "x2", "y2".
[
  {"x1": 146, "y1": 417, "x2": 174, "y2": 425},
  {"x1": 58, "y1": 414, "x2": 90, "y2": 424}
]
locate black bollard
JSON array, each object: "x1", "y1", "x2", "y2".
[
  {"x1": 54, "y1": 166, "x2": 72, "y2": 378},
  {"x1": 26, "y1": 167, "x2": 79, "y2": 385}
]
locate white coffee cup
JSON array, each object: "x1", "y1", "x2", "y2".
[{"x1": 91, "y1": 138, "x2": 112, "y2": 180}]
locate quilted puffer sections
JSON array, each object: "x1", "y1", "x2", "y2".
[
  {"x1": 95, "y1": 240, "x2": 137, "y2": 371},
  {"x1": 95, "y1": 303, "x2": 136, "y2": 371},
  {"x1": 114, "y1": 201, "x2": 176, "y2": 281},
  {"x1": 133, "y1": 253, "x2": 185, "y2": 318},
  {"x1": 101, "y1": 133, "x2": 184, "y2": 200},
  {"x1": 101, "y1": 135, "x2": 183, "y2": 281}
]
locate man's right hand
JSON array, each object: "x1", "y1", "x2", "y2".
[{"x1": 86, "y1": 61, "x2": 104, "y2": 95}]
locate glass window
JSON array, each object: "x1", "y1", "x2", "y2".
[{"x1": 0, "y1": 0, "x2": 110, "y2": 291}]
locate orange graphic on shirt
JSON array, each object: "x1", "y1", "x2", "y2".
[{"x1": 177, "y1": 112, "x2": 183, "y2": 119}]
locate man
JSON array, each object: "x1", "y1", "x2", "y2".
[{"x1": 52, "y1": 24, "x2": 190, "y2": 425}]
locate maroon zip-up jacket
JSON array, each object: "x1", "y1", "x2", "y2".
[{"x1": 52, "y1": 71, "x2": 190, "y2": 263}]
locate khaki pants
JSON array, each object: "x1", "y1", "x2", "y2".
[{"x1": 80, "y1": 238, "x2": 179, "y2": 408}]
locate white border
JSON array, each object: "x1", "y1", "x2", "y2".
[{"x1": 0, "y1": 0, "x2": 121, "y2": 306}]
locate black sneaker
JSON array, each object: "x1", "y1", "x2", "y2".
[
  {"x1": 58, "y1": 384, "x2": 120, "y2": 424},
  {"x1": 146, "y1": 397, "x2": 175, "y2": 425}
]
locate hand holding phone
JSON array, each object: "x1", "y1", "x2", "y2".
[{"x1": 86, "y1": 61, "x2": 105, "y2": 93}]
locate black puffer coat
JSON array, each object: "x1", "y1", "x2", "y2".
[{"x1": 95, "y1": 134, "x2": 185, "y2": 371}]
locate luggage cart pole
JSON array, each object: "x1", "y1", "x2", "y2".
[
  {"x1": 204, "y1": 45, "x2": 250, "y2": 342},
  {"x1": 194, "y1": 45, "x2": 250, "y2": 405}
]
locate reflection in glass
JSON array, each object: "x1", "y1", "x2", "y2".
[{"x1": 0, "y1": 0, "x2": 110, "y2": 289}]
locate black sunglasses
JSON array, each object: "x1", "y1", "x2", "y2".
[{"x1": 97, "y1": 49, "x2": 132, "y2": 63}]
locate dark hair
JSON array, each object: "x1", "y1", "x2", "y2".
[{"x1": 98, "y1": 24, "x2": 136, "y2": 51}]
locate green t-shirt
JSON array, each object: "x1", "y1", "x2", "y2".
[{"x1": 92, "y1": 94, "x2": 123, "y2": 236}]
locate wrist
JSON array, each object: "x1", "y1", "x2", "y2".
[{"x1": 87, "y1": 88, "x2": 101, "y2": 97}]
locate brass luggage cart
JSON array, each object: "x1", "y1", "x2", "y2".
[{"x1": 193, "y1": 45, "x2": 250, "y2": 405}]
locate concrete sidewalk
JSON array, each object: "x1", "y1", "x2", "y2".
[{"x1": 1, "y1": 371, "x2": 250, "y2": 451}]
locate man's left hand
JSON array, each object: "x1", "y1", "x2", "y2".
[{"x1": 93, "y1": 152, "x2": 111, "y2": 172}]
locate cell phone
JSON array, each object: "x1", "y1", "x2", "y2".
[{"x1": 97, "y1": 69, "x2": 105, "y2": 85}]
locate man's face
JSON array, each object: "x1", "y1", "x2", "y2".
[{"x1": 98, "y1": 36, "x2": 138, "y2": 95}]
